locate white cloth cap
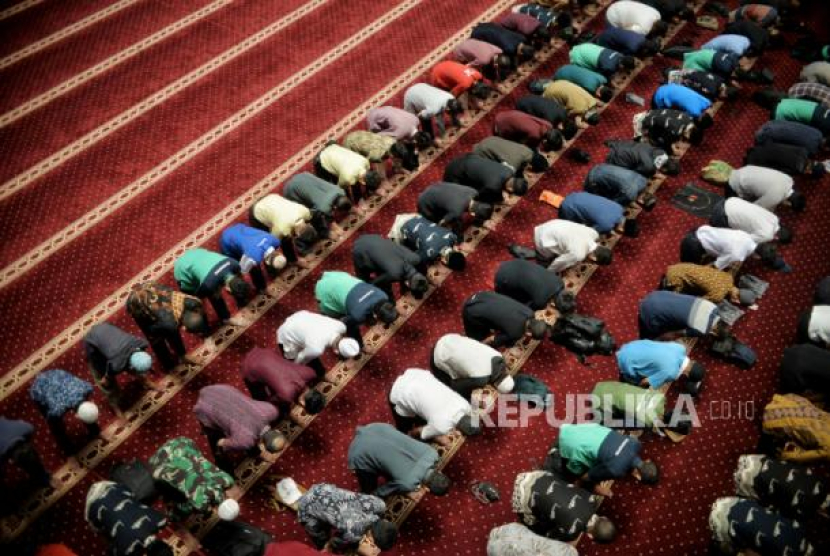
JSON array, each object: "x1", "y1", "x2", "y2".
[
  {"x1": 337, "y1": 338, "x2": 360, "y2": 358},
  {"x1": 276, "y1": 478, "x2": 303, "y2": 506},
  {"x1": 218, "y1": 498, "x2": 240, "y2": 521},
  {"x1": 496, "y1": 375, "x2": 515, "y2": 394},
  {"x1": 76, "y1": 401, "x2": 99, "y2": 424},
  {"x1": 270, "y1": 254, "x2": 287, "y2": 270}
]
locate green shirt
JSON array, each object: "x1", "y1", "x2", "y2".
[
  {"x1": 592, "y1": 381, "x2": 666, "y2": 428},
  {"x1": 774, "y1": 98, "x2": 818, "y2": 123},
  {"x1": 569, "y1": 43, "x2": 603, "y2": 70},
  {"x1": 174, "y1": 249, "x2": 229, "y2": 294},
  {"x1": 558, "y1": 423, "x2": 611, "y2": 476},
  {"x1": 554, "y1": 64, "x2": 607, "y2": 94},
  {"x1": 683, "y1": 50, "x2": 715, "y2": 72},
  {"x1": 315, "y1": 271, "x2": 362, "y2": 317}
]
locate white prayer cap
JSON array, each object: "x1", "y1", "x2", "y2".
[
  {"x1": 76, "y1": 401, "x2": 99, "y2": 424},
  {"x1": 336, "y1": 338, "x2": 360, "y2": 359},
  {"x1": 270, "y1": 254, "x2": 287, "y2": 271},
  {"x1": 218, "y1": 498, "x2": 240, "y2": 521},
  {"x1": 496, "y1": 375, "x2": 515, "y2": 394},
  {"x1": 276, "y1": 478, "x2": 303, "y2": 506}
]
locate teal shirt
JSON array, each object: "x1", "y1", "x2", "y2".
[
  {"x1": 774, "y1": 98, "x2": 818, "y2": 123},
  {"x1": 569, "y1": 43, "x2": 603, "y2": 70},
  {"x1": 558, "y1": 423, "x2": 611, "y2": 476},
  {"x1": 174, "y1": 249, "x2": 229, "y2": 294},
  {"x1": 554, "y1": 64, "x2": 607, "y2": 94},
  {"x1": 683, "y1": 50, "x2": 715, "y2": 71},
  {"x1": 315, "y1": 271, "x2": 362, "y2": 317}
]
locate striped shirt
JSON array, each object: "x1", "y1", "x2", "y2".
[{"x1": 787, "y1": 82, "x2": 830, "y2": 108}]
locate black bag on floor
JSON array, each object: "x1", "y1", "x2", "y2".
[
  {"x1": 710, "y1": 335, "x2": 757, "y2": 370},
  {"x1": 202, "y1": 520, "x2": 272, "y2": 556},
  {"x1": 109, "y1": 459, "x2": 157, "y2": 504},
  {"x1": 550, "y1": 314, "x2": 616, "y2": 363}
]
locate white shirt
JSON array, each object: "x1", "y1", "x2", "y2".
[
  {"x1": 533, "y1": 219, "x2": 599, "y2": 274},
  {"x1": 404, "y1": 83, "x2": 455, "y2": 119},
  {"x1": 433, "y1": 333, "x2": 503, "y2": 380},
  {"x1": 723, "y1": 197, "x2": 780, "y2": 244},
  {"x1": 319, "y1": 144, "x2": 369, "y2": 188},
  {"x1": 808, "y1": 305, "x2": 830, "y2": 345},
  {"x1": 695, "y1": 225, "x2": 758, "y2": 270},
  {"x1": 606, "y1": 1, "x2": 662, "y2": 35},
  {"x1": 728, "y1": 166, "x2": 794, "y2": 211},
  {"x1": 389, "y1": 368, "x2": 471, "y2": 440},
  {"x1": 277, "y1": 310, "x2": 345, "y2": 364}
]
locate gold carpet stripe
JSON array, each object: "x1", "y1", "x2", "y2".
[
  {"x1": 0, "y1": 0, "x2": 47, "y2": 22},
  {"x1": 0, "y1": 0, "x2": 399, "y2": 290},
  {"x1": 0, "y1": 0, "x2": 514, "y2": 540},
  {"x1": 0, "y1": 0, "x2": 327, "y2": 201},
  {"x1": 0, "y1": 0, "x2": 232, "y2": 125},
  {"x1": 0, "y1": 0, "x2": 147, "y2": 70}
]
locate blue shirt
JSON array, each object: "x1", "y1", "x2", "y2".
[
  {"x1": 559, "y1": 192, "x2": 623, "y2": 233},
  {"x1": 346, "y1": 281, "x2": 389, "y2": 324},
  {"x1": 652, "y1": 84, "x2": 712, "y2": 117},
  {"x1": 701, "y1": 34, "x2": 751, "y2": 56},
  {"x1": 639, "y1": 291, "x2": 717, "y2": 338},
  {"x1": 220, "y1": 224, "x2": 281, "y2": 267},
  {"x1": 554, "y1": 65, "x2": 607, "y2": 94},
  {"x1": 584, "y1": 163, "x2": 648, "y2": 206},
  {"x1": 616, "y1": 340, "x2": 686, "y2": 388}
]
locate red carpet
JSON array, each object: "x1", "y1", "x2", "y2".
[{"x1": 1, "y1": 0, "x2": 828, "y2": 554}]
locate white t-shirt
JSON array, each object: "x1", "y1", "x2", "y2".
[
  {"x1": 533, "y1": 219, "x2": 599, "y2": 273},
  {"x1": 404, "y1": 83, "x2": 455, "y2": 119},
  {"x1": 320, "y1": 144, "x2": 370, "y2": 188},
  {"x1": 808, "y1": 305, "x2": 830, "y2": 345},
  {"x1": 695, "y1": 226, "x2": 758, "y2": 270},
  {"x1": 606, "y1": 1, "x2": 662, "y2": 35},
  {"x1": 389, "y1": 368, "x2": 471, "y2": 440},
  {"x1": 728, "y1": 166, "x2": 794, "y2": 212},
  {"x1": 277, "y1": 310, "x2": 345, "y2": 364},
  {"x1": 433, "y1": 333, "x2": 503, "y2": 380},
  {"x1": 724, "y1": 197, "x2": 780, "y2": 244}
]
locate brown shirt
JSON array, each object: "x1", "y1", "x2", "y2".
[{"x1": 664, "y1": 263, "x2": 734, "y2": 302}]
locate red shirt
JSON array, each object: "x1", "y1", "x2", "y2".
[
  {"x1": 494, "y1": 110, "x2": 552, "y2": 146},
  {"x1": 432, "y1": 61, "x2": 483, "y2": 97},
  {"x1": 241, "y1": 347, "x2": 317, "y2": 406}
]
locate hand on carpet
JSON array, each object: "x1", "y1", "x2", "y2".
[{"x1": 594, "y1": 480, "x2": 614, "y2": 498}]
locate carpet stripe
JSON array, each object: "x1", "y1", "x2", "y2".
[
  {"x1": 0, "y1": 0, "x2": 46, "y2": 22},
  {"x1": 0, "y1": 0, "x2": 146, "y2": 70},
  {"x1": 0, "y1": 0, "x2": 408, "y2": 290},
  {"x1": 0, "y1": 0, "x2": 517, "y2": 540},
  {"x1": 0, "y1": 0, "x2": 231, "y2": 125},
  {"x1": 0, "y1": 0, "x2": 327, "y2": 201}
]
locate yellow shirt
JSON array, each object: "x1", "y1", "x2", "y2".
[
  {"x1": 763, "y1": 394, "x2": 830, "y2": 463},
  {"x1": 664, "y1": 263, "x2": 735, "y2": 302},
  {"x1": 252, "y1": 194, "x2": 311, "y2": 239},
  {"x1": 320, "y1": 144, "x2": 370, "y2": 187},
  {"x1": 542, "y1": 80, "x2": 597, "y2": 115}
]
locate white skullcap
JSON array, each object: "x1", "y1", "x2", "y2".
[
  {"x1": 270, "y1": 254, "x2": 287, "y2": 271},
  {"x1": 276, "y1": 477, "x2": 303, "y2": 506},
  {"x1": 76, "y1": 401, "x2": 99, "y2": 424},
  {"x1": 336, "y1": 338, "x2": 360, "y2": 359},
  {"x1": 496, "y1": 375, "x2": 515, "y2": 394},
  {"x1": 218, "y1": 498, "x2": 240, "y2": 521}
]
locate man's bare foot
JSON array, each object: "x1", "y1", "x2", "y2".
[
  {"x1": 226, "y1": 485, "x2": 242, "y2": 499},
  {"x1": 407, "y1": 488, "x2": 425, "y2": 502},
  {"x1": 482, "y1": 220, "x2": 497, "y2": 231},
  {"x1": 435, "y1": 435, "x2": 452, "y2": 447},
  {"x1": 226, "y1": 315, "x2": 249, "y2": 327}
]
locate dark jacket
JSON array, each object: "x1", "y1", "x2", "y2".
[
  {"x1": 443, "y1": 153, "x2": 513, "y2": 204},
  {"x1": 462, "y1": 291, "x2": 533, "y2": 348},
  {"x1": 417, "y1": 182, "x2": 477, "y2": 228},
  {"x1": 495, "y1": 259, "x2": 564, "y2": 310},
  {"x1": 353, "y1": 235, "x2": 421, "y2": 290}
]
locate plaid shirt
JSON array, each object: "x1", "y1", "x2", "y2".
[{"x1": 788, "y1": 82, "x2": 830, "y2": 108}]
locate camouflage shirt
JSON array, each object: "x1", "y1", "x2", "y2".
[{"x1": 343, "y1": 131, "x2": 396, "y2": 162}]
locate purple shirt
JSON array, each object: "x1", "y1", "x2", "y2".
[
  {"x1": 193, "y1": 384, "x2": 278, "y2": 451},
  {"x1": 498, "y1": 12, "x2": 541, "y2": 36},
  {"x1": 366, "y1": 106, "x2": 420, "y2": 140},
  {"x1": 453, "y1": 38, "x2": 502, "y2": 68},
  {"x1": 241, "y1": 348, "x2": 317, "y2": 406}
]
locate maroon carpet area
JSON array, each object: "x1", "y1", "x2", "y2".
[
  {"x1": 0, "y1": 0, "x2": 500, "y2": 380},
  {"x1": 0, "y1": 0, "x2": 220, "y2": 111},
  {"x1": 0, "y1": 0, "x2": 392, "y2": 262},
  {"x1": 0, "y1": 0, "x2": 131, "y2": 57}
]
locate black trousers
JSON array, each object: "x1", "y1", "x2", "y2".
[
  {"x1": 7, "y1": 440, "x2": 50, "y2": 487},
  {"x1": 136, "y1": 320, "x2": 186, "y2": 370},
  {"x1": 430, "y1": 359, "x2": 490, "y2": 401}
]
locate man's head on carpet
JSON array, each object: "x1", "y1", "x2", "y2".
[
  {"x1": 303, "y1": 390, "x2": 326, "y2": 415},
  {"x1": 587, "y1": 515, "x2": 617, "y2": 543},
  {"x1": 424, "y1": 470, "x2": 451, "y2": 496},
  {"x1": 633, "y1": 460, "x2": 660, "y2": 485}
]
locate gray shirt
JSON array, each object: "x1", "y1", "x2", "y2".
[
  {"x1": 487, "y1": 523, "x2": 578, "y2": 556},
  {"x1": 283, "y1": 172, "x2": 344, "y2": 216},
  {"x1": 728, "y1": 165, "x2": 793, "y2": 211},
  {"x1": 800, "y1": 61, "x2": 830, "y2": 86},
  {"x1": 473, "y1": 136, "x2": 533, "y2": 174},
  {"x1": 347, "y1": 423, "x2": 439, "y2": 497}
]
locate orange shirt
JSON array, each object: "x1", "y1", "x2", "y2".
[{"x1": 432, "y1": 61, "x2": 483, "y2": 97}]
